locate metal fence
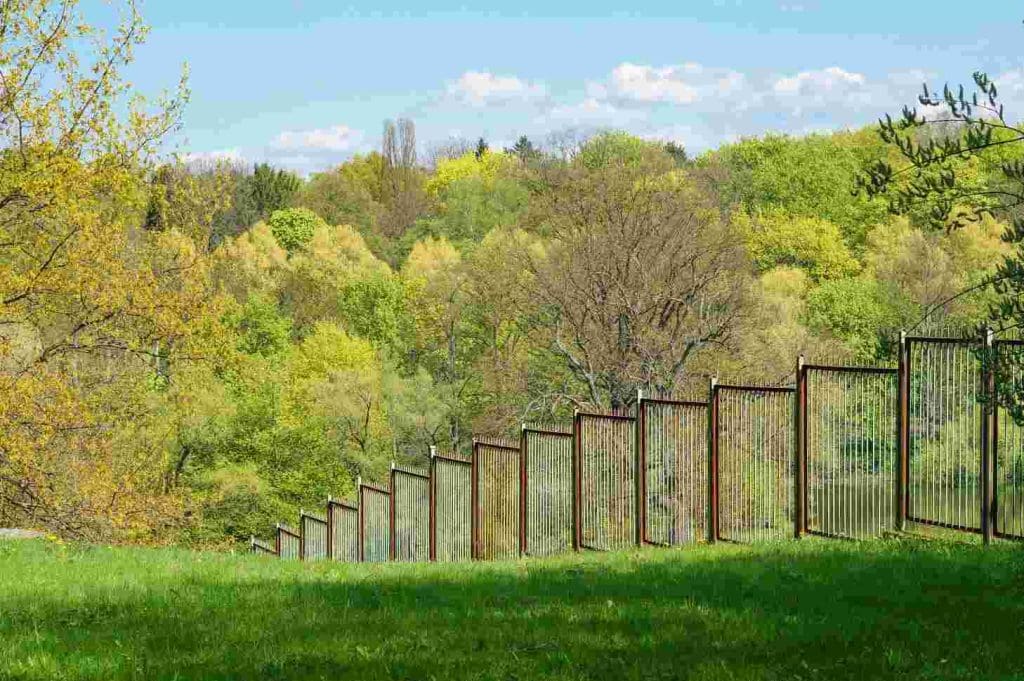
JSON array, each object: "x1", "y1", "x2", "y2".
[
  {"x1": 803, "y1": 365, "x2": 898, "y2": 539},
  {"x1": 432, "y1": 451, "x2": 472, "y2": 561},
  {"x1": 522, "y1": 427, "x2": 573, "y2": 557},
  {"x1": 713, "y1": 384, "x2": 795, "y2": 543},
  {"x1": 392, "y1": 466, "x2": 430, "y2": 562},
  {"x1": 576, "y1": 411, "x2": 637, "y2": 551},
  {"x1": 255, "y1": 330, "x2": 1024, "y2": 563},
  {"x1": 473, "y1": 440, "x2": 520, "y2": 560},
  {"x1": 639, "y1": 397, "x2": 708, "y2": 546},
  {"x1": 276, "y1": 524, "x2": 300, "y2": 560},
  {"x1": 328, "y1": 498, "x2": 359, "y2": 562},
  {"x1": 359, "y1": 483, "x2": 391, "y2": 563},
  {"x1": 299, "y1": 511, "x2": 328, "y2": 561},
  {"x1": 995, "y1": 340, "x2": 1024, "y2": 540}
]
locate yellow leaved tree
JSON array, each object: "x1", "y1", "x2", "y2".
[{"x1": 0, "y1": 1, "x2": 213, "y2": 540}]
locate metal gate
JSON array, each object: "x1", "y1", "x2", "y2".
[
  {"x1": 575, "y1": 411, "x2": 637, "y2": 551},
  {"x1": 327, "y1": 498, "x2": 359, "y2": 562},
  {"x1": 803, "y1": 365, "x2": 897, "y2": 539},
  {"x1": 713, "y1": 385, "x2": 795, "y2": 543},
  {"x1": 639, "y1": 397, "x2": 708, "y2": 546},
  {"x1": 905, "y1": 337, "x2": 982, "y2": 532},
  {"x1": 995, "y1": 339, "x2": 1024, "y2": 540},
  {"x1": 473, "y1": 440, "x2": 520, "y2": 560},
  {"x1": 358, "y1": 482, "x2": 391, "y2": 562},
  {"x1": 299, "y1": 511, "x2": 328, "y2": 560},
  {"x1": 432, "y1": 451, "x2": 472, "y2": 561},
  {"x1": 522, "y1": 426, "x2": 573, "y2": 557},
  {"x1": 391, "y1": 466, "x2": 430, "y2": 562}
]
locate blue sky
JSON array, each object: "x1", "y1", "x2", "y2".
[{"x1": 111, "y1": 1, "x2": 1024, "y2": 173}]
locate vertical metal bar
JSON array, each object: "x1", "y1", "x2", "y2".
[
  {"x1": 573, "y1": 411, "x2": 582, "y2": 551},
  {"x1": 982, "y1": 328, "x2": 995, "y2": 545},
  {"x1": 471, "y1": 440, "x2": 480, "y2": 559},
  {"x1": 637, "y1": 390, "x2": 646, "y2": 546},
  {"x1": 275, "y1": 523, "x2": 281, "y2": 558},
  {"x1": 795, "y1": 356, "x2": 806, "y2": 538},
  {"x1": 299, "y1": 510, "x2": 305, "y2": 562},
  {"x1": 519, "y1": 426, "x2": 528, "y2": 556},
  {"x1": 708, "y1": 378, "x2": 719, "y2": 543},
  {"x1": 897, "y1": 331, "x2": 909, "y2": 531}
]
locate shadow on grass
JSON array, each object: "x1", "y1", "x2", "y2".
[{"x1": 1, "y1": 538, "x2": 1023, "y2": 680}]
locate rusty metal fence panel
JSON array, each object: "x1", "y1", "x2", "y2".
[
  {"x1": 907, "y1": 338, "x2": 982, "y2": 533},
  {"x1": 251, "y1": 537, "x2": 277, "y2": 556},
  {"x1": 640, "y1": 398, "x2": 708, "y2": 546},
  {"x1": 276, "y1": 525, "x2": 300, "y2": 559},
  {"x1": 995, "y1": 340, "x2": 1024, "y2": 540},
  {"x1": 433, "y1": 454, "x2": 472, "y2": 562},
  {"x1": 300, "y1": 511, "x2": 328, "y2": 561},
  {"x1": 359, "y1": 484, "x2": 391, "y2": 562},
  {"x1": 328, "y1": 500, "x2": 359, "y2": 562},
  {"x1": 805, "y1": 366, "x2": 898, "y2": 539},
  {"x1": 392, "y1": 467, "x2": 430, "y2": 562},
  {"x1": 474, "y1": 440, "x2": 520, "y2": 560},
  {"x1": 522, "y1": 427, "x2": 574, "y2": 557},
  {"x1": 576, "y1": 412, "x2": 637, "y2": 551},
  {"x1": 715, "y1": 386, "x2": 795, "y2": 543}
]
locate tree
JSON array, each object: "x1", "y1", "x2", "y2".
[
  {"x1": 248, "y1": 163, "x2": 301, "y2": 221},
  {"x1": 506, "y1": 135, "x2": 540, "y2": 164},
  {"x1": 0, "y1": 0, "x2": 210, "y2": 538},
  {"x1": 855, "y1": 55, "x2": 1024, "y2": 421},
  {"x1": 523, "y1": 159, "x2": 749, "y2": 409},
  {"x1": 267, "y1": 208, "x2": 326, "y2": 253},
  {"x1": 380, "y1": 118, "x2": 426, "y2": 238},
  {"x1": 475, "y1": 137, "x2": 489, "y2": 160}
]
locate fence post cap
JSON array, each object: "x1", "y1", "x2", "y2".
[
  {"x1": 357, "y1": 476, "x2": 362, "y2": 487},
  {"x1": 636, "y1": 388, "x2": 643, "y2": 402},
  {"x1": 429, "y1": 445, "x2": 437, "y2": 458},
  {"x1": 899, "y1": 329, "x2": 907, "y2": 343},
  {"x1": 327, "y1": 494, "x2": 332, "y2": 503},
  {"x1": 390, "y1": 461, "x2": 395, "y2": 470}
]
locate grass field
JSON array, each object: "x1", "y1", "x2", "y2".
[{"x1": 0, "y1": 537, "x2": 1022, "y2": 680}]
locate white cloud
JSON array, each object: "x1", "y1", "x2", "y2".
[
  {"x1": 609, "y1": 63, "x2": 701, "y2": 104},
  {"x1": 773, "y1": 66, "x2": 866, "y2": 96},
  {"x1": 602, "y1": 61, "x2": 746, "y2": 106},
  {"x1": 448, "y1": 71, "x2": 545, "y2": 106},
  {"x1": 273, "y1": 125, "x2": 363, "y2": 153}
]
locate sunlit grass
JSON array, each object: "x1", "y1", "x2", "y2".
[{"x1": 0, "y1": 536, "x2": 1022, "y2": 680}]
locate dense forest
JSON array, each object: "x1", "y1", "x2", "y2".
[{"x1": 1, "y1": 2, "x2": 1019, "y2": 546}]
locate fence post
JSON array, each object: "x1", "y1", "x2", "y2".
[
  {"x1": 298, "y1": 508, "x2": 305, "y2": 561},
  {"x1": 982, "y1": 327, "x2": 995, "y2": 545},
  {"x1": 897, "y1": 331, "x2": 909, "y2": 532},
  {"x1": 356, "y1": 476, "x2": 364, "y2": 562},
  {"x1": 572, "y1": 410, "x2": 582, "y2": 552},
  {"x1": 388, "y1": 463, "x2": 397, "y2": 561},
  {"x1": 471, "y1": 439, "x2": 480, "y2": 559},
  {"x1": 795, "y1": 356, "x2": 806, "y2": 538},
  {"x1": 275, "y1": 523, "x2": 281, "y2": 558},
  {"x1": 636, "y1": 389, "x2": 645, "y2": 547},
  {"x1": 326, "y1": 495, "x2": 334, "y2": 561},
  {"x1": 429, "y1": 447, "x2": 437, "y2": 562},
  {"x1": 708, "y1": 377, "x2": 719, "y2": 544},
  {"x1": 519, "y1": 426, "x2": 527, "y2": 557}
]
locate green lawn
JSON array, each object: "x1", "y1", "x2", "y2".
[{"x1": 0, "y1": 537, "x2": 1022, "y2": 680}]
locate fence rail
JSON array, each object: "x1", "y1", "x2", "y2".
[{"x1": 253, "y1": 331, "x2": 1024, "y2": 562}]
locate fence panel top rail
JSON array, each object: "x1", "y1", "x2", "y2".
[
  {"x1": 327, "y1": 498, "x2": 357, "y2": 511},
  {"x1": 803, "y1": 364, "x2": 897, "y2": 375}
]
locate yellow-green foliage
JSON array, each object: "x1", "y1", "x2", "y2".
[{"x1": 425, "y1": 150, "x2": 513, "y2": 198}]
